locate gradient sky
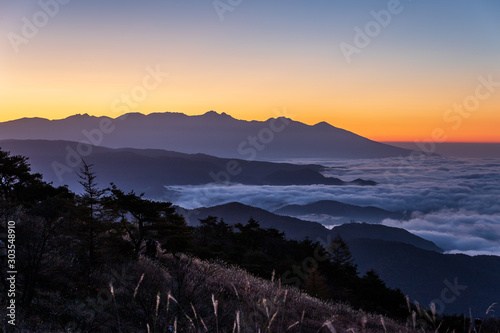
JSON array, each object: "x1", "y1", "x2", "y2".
[{"x1": 1, "y1": 0, "x2": 499, "y2": 142}]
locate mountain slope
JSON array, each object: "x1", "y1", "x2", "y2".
[
  {"x1": 179, "y1": 202, "x2": 442, "y2": 253},
  {"x1": 274, "y1": 200, "x2": 405, "y2": 224},
  {"x1": 349, "y1": 238, "x2": 500, "y2": 316},
  {"x1": 180, "y1": 202, "x2": 329, "y2": 240},
  {"x1": 178, "y1": 202, "x2": 500, "y2": 315},
  {"x1": 263, "y1": 170, "x2": 377, "y2": 186},
  {"x1": 0, "y1": 112, "x2": 413, "y2": 159},
  {"x1": 0, "y1": 139, "x2": 376, "y2": 194},
  {"x1": 334, "y1": 222, "x2": 441, "y2": 252}
]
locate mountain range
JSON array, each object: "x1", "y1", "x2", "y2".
[
  {"x1": 0, "y1": 112, "x2": 412, "y2": 159},
  {"x1": 349, "y1": 238, "x2": 500, "y2": 316},
  {"x1": 274, "y1": 200, "x2": 406, "y2": 224},
  {"x1": 179, "y1": 201, "x2": 441, "y2": 252},
  {"x1": 1, "y1": 112, "x2": 497, "y2": 316},
  {"x1": 0, "y1": 139, "x2": 376, "y2": 195},
  {"x1": 179, "y1": 201, "x2": 500, "y2": 315}
]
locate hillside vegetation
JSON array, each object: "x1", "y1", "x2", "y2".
[{"x1": 1, "y1": 148, "x2": 498, "y2": 332}]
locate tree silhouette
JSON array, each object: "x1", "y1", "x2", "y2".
[
  {"x1": 0, "y1": 148, "x2": 50, "y2": 224},
  {"x1": 357, "y1": 269, "x2": 407, "y2": 319},
  {"x1": 103, "y1": 183, "x2": 190, "y2": 256},
  {"x1": 76, "y1": 160, "x2": 109, "y2": 288},
  {"x1": 327, "y1": 234, "x2": 355, "y2": 268},
  {"x1": 325, "y1": 234, "x2": 358, "y2": 301}
]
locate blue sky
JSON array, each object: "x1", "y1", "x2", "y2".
[{"x1": 2, "y1": 0, "x2": 499, "y2": 141}]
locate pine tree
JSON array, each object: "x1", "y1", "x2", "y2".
[
  {"x1": 327, "y1": 234, "x2": 355, "y2": 268},
  {"x1": 326, "y1": 234, "x2": 359, "y2": 300},
  {"x1": 103, "y1": 183, "x2": 190, "y2": 255},
  {"x1": 76, "y1": 160, "x2": 108, "y2": 288},
  {"x1": 0, "y1": 148, "x2": 49, "y2": 224}
]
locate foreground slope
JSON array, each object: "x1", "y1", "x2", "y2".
[{"x1": 26, "y1": 253, "x2": 430, "y2": 332}]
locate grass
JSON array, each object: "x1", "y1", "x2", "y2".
[
  {"x1": 104, "y1": 253, "x2": 431, "y2": 332},
  {"x1": 11, "y1": 251, "x2": 497, "y2": 332}
]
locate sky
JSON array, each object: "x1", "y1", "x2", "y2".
[{"x1": 1, "y1": 0, "x2": 500, "y2": 142}]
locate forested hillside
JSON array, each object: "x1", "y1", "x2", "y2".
[{"x1": 1, "y1": 148, "x2": 498, "y2": 332}]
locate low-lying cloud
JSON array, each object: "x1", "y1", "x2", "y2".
[
  {"x1": 166, "y1": 156, "x2": 500, "y2": 256},
  {"x1": 382, "y1": 210, "x2": 500, "y2": 256}
]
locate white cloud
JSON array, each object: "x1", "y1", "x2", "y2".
[{"x1": 167, "y1": 156, "x2": 500, "y2": 256}]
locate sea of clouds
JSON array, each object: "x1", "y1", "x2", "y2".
[{"x1": 166, "y1": 156, "x2": 500, "y2": 256}]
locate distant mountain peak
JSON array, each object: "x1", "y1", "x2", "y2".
[
  {"x1": 9, "y1": 116, "x2": 49, "y2": 123},
  {"x1": 313, "y1": 121, "x2": 333, "y2": 128},
  {"x1": 0, "y1": 110, "x2": 413, "y2": 159},
  {"x1": 67, "y1": 113, "x2": 91, "y2": 119},
  {"x1": 202, "y1": 110, "x2": 235, "y2": 119}
]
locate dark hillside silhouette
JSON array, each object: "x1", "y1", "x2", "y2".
[
  {"x1": 0, "y1": 139, "x2": 377, "y2": 194},
  {"x1": 274, "y1": 199, "x2": 406, "y2": 224}
]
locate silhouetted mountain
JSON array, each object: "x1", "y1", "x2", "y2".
[
  {"x1": 274, "y1": 200, "x2": 404, "y2": 224},
  {"x1": 180, "y1": 202, "x2": 328, "y2": 240},
  {"x1": 349, "y1": 238, "x2": 500, "y2": 315},
  {"x1": 179, "y1": 202, "x2": 441, "y2": 252},
  {"x1": 0, "y1": 140, "x2": 376, "y2": 194},
  {"x1": 334, "y1": 223, "x2": 441, "y2": 252},
  {"x1": 0, "y1": 112, "x2": 413, "y2": 159},
  {"x1": 263, "y1": 170, "x2": 377, "y2": 186},
  {"x1": 181, "y1": 202, "x2": 498, "y2": 315}
]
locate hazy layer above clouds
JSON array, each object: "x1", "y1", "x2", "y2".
[{"x1": 167, "y1": 156, "x2": 500, "y2": 256}]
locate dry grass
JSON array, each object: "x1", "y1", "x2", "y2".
[
  {"x1": 11, "y1": 252, "x2": 441, "y2": 332},
  {"x1": 105, "y1": 253, "x2": 433, "y2": 333}
]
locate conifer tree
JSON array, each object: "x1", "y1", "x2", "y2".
[
  {"x1": 76, "y1": 160, "x2": 109, "y2": 287},
  {"x1": 103, "y1": 183, "x2": 190, "y2": 255},
  {"x1": 327, "y1": 235, "x2": 352, "y2": 264},
  {"x1": 326, "y1": 234, "x2": 359, "y2": 300}
]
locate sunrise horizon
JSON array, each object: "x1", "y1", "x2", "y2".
[
  {"x1": 2, "y1": 1, "x2": 499, "y2": 144},
  {"x1": 1, "y1": 109, "x2": 499, "y2": 144}
]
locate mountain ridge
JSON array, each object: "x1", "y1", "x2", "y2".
[
  {"x1": 179, "y1": 201, "x2": 500, "y2": 315},
  {"x1": 349, "y1": 238, "x2": 500, "y2": 315},
  {"x1": 274, "y1": 199, "x2": 405, "y2": 224},
  {"x1": 0, "y1": 111, "x2": 413, "y2": 159},
  {"x1": 179, "y1": 201, "x2": 442, "y2": 253},
  {"x1": 0, "y1": 139, "x2": 377, "y2": 194}
]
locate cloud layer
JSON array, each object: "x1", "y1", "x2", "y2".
[{"x1": 166, "y1": 156, "x2": 500, "y2": 256}]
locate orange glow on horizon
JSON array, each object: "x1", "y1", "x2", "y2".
[
  {"x1": 1, "y1": 1, "x2": 499, "y2": 144},
  {"x1": 1, "y1": 107, "x2": 497, "y2": 144},
  {"x1": 2, "y1": 48, "x2": 499, "y2": 143}
]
